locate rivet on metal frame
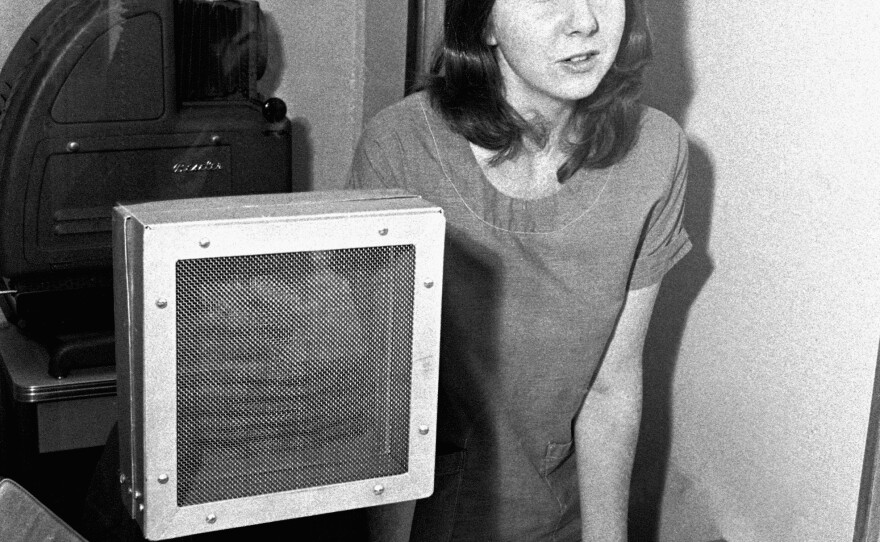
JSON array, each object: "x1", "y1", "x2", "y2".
[
  {"x1": 158, "y1": 474, "x2": 169, "y2": 484},
  {"x1": 373, "y1": 484, "x2": 385, "y2": 496},
  {"x1": 423, "y1": 281, "x2": 434, "y2": 289},
  {"x1": 199, "y1": 238, "x2": 211, "y2": 248},
  {"x1": 206, "y1": 514, "x2": 217, "y2": 524},
  {"x1": 156, "y1": 298, "x2": 168, "y2": 309},
  {"x1": 379, "y1": 228, "x2": 389, "y2": 236},
  {"x1": 66, "y1": 141, "x2": 80, "y2": 152},
  {"x1": 418, "y1": 425, "x2": 430, "y2": 435}
]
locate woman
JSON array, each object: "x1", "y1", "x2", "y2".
[{"x1": 349, "y1": 0, "x2": 690, "y2": 540}]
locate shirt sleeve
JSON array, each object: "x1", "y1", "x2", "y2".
[{"x1": 627, "y1": 127, "x2": 692, "y2": 290}]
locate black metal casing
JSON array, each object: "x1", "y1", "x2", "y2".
[{"x1": 0, "y1": 0, "x2": 292, "y2": 374}]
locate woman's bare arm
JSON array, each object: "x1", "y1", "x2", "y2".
[{"x1": 575, "y1": 283, "x2": 660, "y2": 541}]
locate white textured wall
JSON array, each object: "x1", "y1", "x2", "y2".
[
  {"x1": 260, "y1": 0, "x2": 367, "y2": 191},
  {"x1": 0, "y1": 1, "x2": 42, "y2": 56},
  {"x1": 637, "y1": 1, "x2": 880, "y2": 541},
  {"x1": 261, "y1": 0, "x2": 406, "y2": 190}
]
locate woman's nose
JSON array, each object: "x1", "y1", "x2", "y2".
[{"x1": 564, "y1": 0, "x2": 600, "y2": 36}]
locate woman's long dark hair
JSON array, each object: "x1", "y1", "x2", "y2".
[{"x1": 425, "y1": 0, "x2": 653, "y2": 181}]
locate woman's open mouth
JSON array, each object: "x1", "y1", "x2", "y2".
[
  {"x1": 559, "y1": 51, "x2": 600, "y2": 72},
  {"x1": 565, "y1": 52, "x2": 598, "y2": 63}
]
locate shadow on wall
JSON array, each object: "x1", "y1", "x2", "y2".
[
  {"x1": 628, "y1": 2, "x2": 718, "y2": 541},
  {"x1": 260, "y1": 12, "x2": 313, "y2": 191}
]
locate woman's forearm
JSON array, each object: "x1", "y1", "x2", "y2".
[
  {"x1": 574, "y1": 284, "x2": 657, "y2": 540},
  {"x1": 574, "y1": 377, "x2": 643, "y2": 541}
]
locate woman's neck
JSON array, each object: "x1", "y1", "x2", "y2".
[
  {"x1": 470, "y1": 140, "x2": 568, "y2": 200},
  {"x1": 508, "y1": 92, "x2": 576, "y2": 143},
  {"x1": 469, "y1": 97, "x2": 577, "y2": 200}
]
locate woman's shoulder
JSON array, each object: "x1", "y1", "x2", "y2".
[
  {"x1": 601, "y1": 105, "x2": 689, "y2": 194},
  {"x1": 362, "y1": 91, "x2": 436, "y2": 142},
  {"x1": 637, "y1": 105, "x2": 687, "y2": 146},
  {"x1": 352, "y1": 91, "x2": 458, "y2": 193},
  {"x1": 622, "y1": 105, "x2": 689, "y2": 169}
]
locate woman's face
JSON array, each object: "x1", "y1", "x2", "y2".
[{"x1": 487, "y1": 0, "x2": 626, "y2": 117}]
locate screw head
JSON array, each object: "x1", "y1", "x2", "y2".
[
  {"x1": 138, "y1": 503, "x2": 145, "y2": 512},
  {"x1": 423, "y1": 281, "x2": 434, "y2": 289},
  {"x1": 206, "y1": 513, "x2": 217, "y2": 524},
  {"x1": 199, "y1": 238, "x2": 211, "y2": 248},
  {"x1": 158, "y1": 474, "x2": 169, "y2": 484},
  {"x1": 210, "y1": 135, "x2": 221, "y2": 145},
  {"x1": 66, "y1": 141, "x2": 80, "y2": 152},
  {"x1": 119, "y1": 473, "x2": 127, "y2": 484},
  {"x1": 418, "y1": 425, "x2": 430, "y2": 435},
  {"x1": 156, "y1": 298, "x2": 168, "y2": 309},
  {"x1": 373, "y1": 484, "x2": 385, "y2": 496},
  {"x1": 378, "y1": 228, "x2": 389, "y2": 236}
]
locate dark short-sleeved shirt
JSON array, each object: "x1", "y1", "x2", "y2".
[{"x1": 348, "y1": 92, "x2": 691, "y2": 541}]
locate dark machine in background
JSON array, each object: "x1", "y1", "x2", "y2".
[{"x1": 0, "y1": 0, "x2": 292, "y2": 377}]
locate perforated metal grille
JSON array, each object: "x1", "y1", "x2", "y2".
[{"x1": 174, "y1": 245, "x2": 415, "y2": 506}]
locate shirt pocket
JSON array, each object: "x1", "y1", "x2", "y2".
[{"x1": 542, "y1": 440, "x2": 579, "y2": 514}]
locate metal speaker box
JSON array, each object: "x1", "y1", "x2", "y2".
[{"x1": 112, "y1": 189, "x2": 445, "y2": 540}]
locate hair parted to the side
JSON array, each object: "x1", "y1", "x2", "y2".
[{"x1": 424, "y1": 0, "x2": 653, "y2": 181}]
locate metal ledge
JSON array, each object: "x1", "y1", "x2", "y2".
[{"x1": 0, "y1": 325, "x2": 116, "y2": 403}]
